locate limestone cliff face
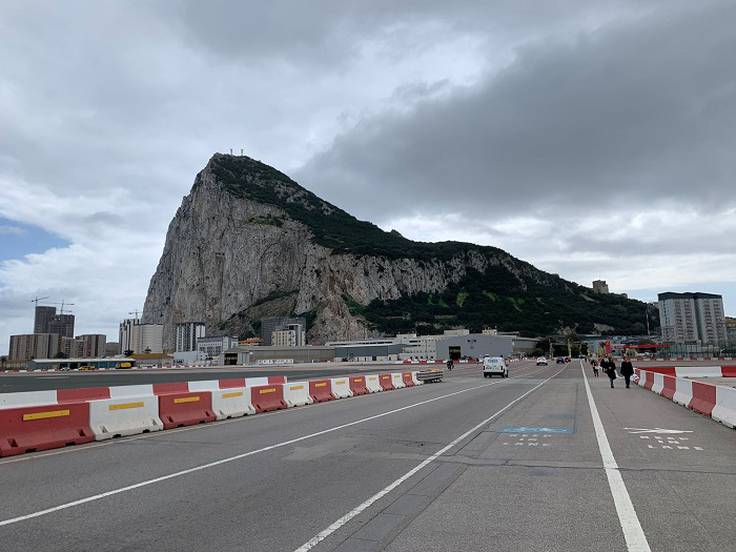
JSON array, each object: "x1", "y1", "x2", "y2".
[
  {"x1": 143, "y1": 153, "x2": 653, "y2": 350},
  {"x1": 143, "y1": 155, "x2": 518, "y2": 348}
]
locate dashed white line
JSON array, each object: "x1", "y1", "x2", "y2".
[
  {"x1": 292, "y1": 367, "x2": 565, "y2": 552},
  {"x1": 581, "y1": 361, "x2": 651, "y2": 552}
]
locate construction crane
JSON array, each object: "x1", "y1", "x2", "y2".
[{"x1": 30, "y1": 295, "x2": 50, "y2": 307}]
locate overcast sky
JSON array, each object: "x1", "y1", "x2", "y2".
[{"x1": 1, "y1": 1, "x2": 735, "y2": 353}]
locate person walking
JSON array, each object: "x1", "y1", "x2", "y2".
[
  {"x1": 620, "y1": 357, "x2": 634, "y2": 388},
  {"x1": 602, "y1": 357, "x2": 617, "y2": 388},
  {"x1": 591, "y1": 358, "x2": 599, "y2": 377}
]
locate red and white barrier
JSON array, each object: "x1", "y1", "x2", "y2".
[
  {"x1": 390, "y1": 373, "x2": 406, "y2": 389},
  {"x1": 365, "y1": 374, "x2": 382, "y2": 393},
  {"x1": 636, "y1": 368, "x2": 736, "y2": 429},
  {"x1": 330, "y1": 378, "x2": 353, "y2": 399},
  {"x1": 283, "y1": 382, "x2": 312, "y2": 407},
  {"x1": 89, "y1": 395, "x2": 163, "y2": 439},
  {"x1": 0, "y1": 368, "x2": 434, "y2": 457}
]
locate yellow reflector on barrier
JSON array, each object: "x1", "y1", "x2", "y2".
[
  {"x1": 335, "y1": 380, "x2": 346, "y2": 385},
  {"x1": 222, "y1": 391, "x2": 243, "y2": 399},
  {"x1": 314, "y1": 382, "x2": 327, "y2": 388},
  {"x1": 108, "y1": 401, "x2": 144, "y2": 411},
  {"x1": 259, "y1": 388, "x2": 277, "y2": 395},
  {"x1": 174, "y1": 396, "x2": 200, "y2": 404},
  {"x1": 23, "y1": 409, "x2": 70, "y2": 421},
  {"x1": 289, "y1": 385, "x2": 304, "y2": 391}
]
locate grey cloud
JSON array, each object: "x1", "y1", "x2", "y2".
[{"x1": 297, "y1": 1, "x2": 736, "y2": 222}]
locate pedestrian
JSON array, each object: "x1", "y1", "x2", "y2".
[
  {"x1": 602, "y1": 356, "x2": 617, "y2": 388},
  {"x1": 620, "y1": 357, "x2": 634, "y2": 388},
  {"x1": 591, "y1": 358, "x2": 599, "y2": 377}
]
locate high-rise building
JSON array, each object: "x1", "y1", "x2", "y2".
[
  {"x1": 119, "y1": 319, "x2": 164, "y2": 354},
  {"x1": 33, "y1": 306, "x2": 56, "y2": 333},
  {"x1": 261, "y1": 317, "x2": 307, "y2": 345},
  {"x1": 61, "y1": 336, "x2": 84, "y2": 358},
  {"x1": 658, "y1": 292, "x2": 727, "y2": 346},
  {"x1": 49, "y1": 314, "x2": 75, "y2": 338},
  {"x1": 592, "y1": 280, "x2": 610, "y2": 294},
  {"x1": 77, "y1": 334, "x2": 107, "y2": 358},
  {"x1": 9, "y1": 333, "x2": 60, "y2": 361},
  {"x1": 175, "y1": 322, "x2": 206, "y2": 352}
]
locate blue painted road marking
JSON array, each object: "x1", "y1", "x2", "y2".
[{"x1": 500, "y1": 427, "x2": 570, "y2": 433}]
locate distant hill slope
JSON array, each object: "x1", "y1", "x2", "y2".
[{"x1": 143, "y1": 153, "x2": 656, "y2": 348}]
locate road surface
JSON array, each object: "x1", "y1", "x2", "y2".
[{"x1": 1, "y1": 361, "x2": 734, "y2": 551}]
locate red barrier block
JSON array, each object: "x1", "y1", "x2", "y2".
[
  {"x1": 643, "y1": 372, "x2": 655, "y2": 391},
  {"x1": 57, "y1": 387, "x2": 110, "y2": 403},
  {"x1": 722, "y1": 366, "x2": 736, "y2": 377},
  {"x1": 309, "y1": 380, "x2": 335, "y2": 403},
  {"x1": 153, "y1": 382, "x2": 189, "y2": 395},
  {"x1": 378, "y1": 373, "x2": 394, "y2": 391},
  {"x1": 0, "y1": 402, "x2": 94, "y2": 457},
  {"x1": 158, "y1": 392, "x2": 215, "y2": 429},
  {"x1": 268, "y1": 376, "x2": 287, "y2": 384},
  {"x1": 349, "y1": 376, "x2": 369, "y2": 396},
  {"x1": 402, "y1": 359, "x2": 412, "y2": 365},
  {"x1": 219, "y1": 378, "x2": 246, "y2": 389},
  {"x1": 642, "y1": 366, "x2": 676, "y2": 376},
  {"x1": 402, "y1": 372, "x2": 415, "y2": 387},
  {"x1": 689, "y1": 382, "x2": 717, "y2": 416},
  {"x1": 250, "y1": 385, "x2": 287, "y2": 413},
  {"x1": 661, "y1": 376, "x2": 676, "y2": 400}
]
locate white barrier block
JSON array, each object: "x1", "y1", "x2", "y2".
[
  {"x1": 245, "y1": 377, "x2": 269, "y2": 387},
  {"x1": 89, "y1": 396, "x2": 163, "y2": 440},
  {"x1": 651, "y1": 373, "x2": 665, "y2": 395},
  {"x1": 712, "y1": 386, "x2": 736, "y2": 428},
  {"x1": 636, "y1": 371, "x2": 647, "y2": 387},
  {"x1": 673, "y1": 378, "x2": 693, "y2": 406},
  {"x1": 283, "y1": 382, "x2": 313, "y2": 407},
  {"x1": 109, "y1": 384, "x2": 155, "y2": 398},
  {"x1": 674, "y1": 366, "x2": 722, "y2": 378},
  {"x1": 365, "y1": 374, "x2": 382, "y2": 393},
  {"x1": 188, "y1": 380, "x2": 220, "y2": 391},
  {"x1": 211, "y1": 387, "x2": 254, "y2": 419},
  {"x1": 330, "y1": 377, "x2": 353, "y2": 399},
  {"x1": 411, "y1": 371, "x2": 423, "y2": 386},
  {"x1": 390, "y1": 373, "x2": 406, "y2": 389},
  {"x1": 0, "y1": 390, "x2": 57, "y2": 408}
]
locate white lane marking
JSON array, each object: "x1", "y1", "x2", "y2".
[
  {"x1": 581, "y1": 362, "x2": 651, "y2": 552},
  {"x1": 292, "y1": 367, "x2": 565, "y2": 552},
  {"x1": 0, "y1": 376, "x2": 526, "y2": 526}
]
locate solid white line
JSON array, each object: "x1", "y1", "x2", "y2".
[
  {"x1": 581, "y1": 362, "x2": 651, "y2": 552},
  {"x1": 0, "y1": 377, "x2": 517, "y2": 527},
  {"x1": 292, "y1": 367, "x2": 565, "y2": 552}
]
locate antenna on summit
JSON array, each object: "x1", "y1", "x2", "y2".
[
  {"x1": 229, "y1": 148, "x2": 233, "y2": 154},
  {"x1": 240, "y1": 148, "x2": 244, "y2": 156}
]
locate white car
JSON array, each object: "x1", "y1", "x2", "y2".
[
  {"x1": 483, "y1": 356, "x2": 508, "y2": 378},
  {"x1": 536, "y1": 357, "x2": 548, "y2": 366}
]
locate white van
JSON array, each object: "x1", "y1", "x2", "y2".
[{"x1": 482, "y1": 356, "x2": 508, "y2": 378}]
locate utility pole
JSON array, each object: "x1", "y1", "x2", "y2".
[{"x1": 128, "y1": 310, "x2": 141, "y2": 320}]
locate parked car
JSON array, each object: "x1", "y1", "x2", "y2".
[
  {"x1": 536, "y1": 357, "x2": 548, "y2": 366},
  {"x1": 482, "y1": 356, "x2": 509, "y2": 378}
]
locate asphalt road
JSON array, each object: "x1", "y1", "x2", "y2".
[
  {"x1": 1, "y1": 361, "x2": 734, "y2": 551},
  {"x1": 0, "y1": 364, "x2": 410, "y2": 393}
]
